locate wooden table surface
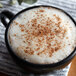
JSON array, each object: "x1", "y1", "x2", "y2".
[{"x1": 0, "y1": 56, "x2": 76, "y2": 76}]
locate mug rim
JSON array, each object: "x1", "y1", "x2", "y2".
[{"x1": 5, "y1": 5, "x2": 76, "y2": 68}]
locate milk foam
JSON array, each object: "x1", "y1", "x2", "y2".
[{"x1": 8, "y1": 7, "x2": 76, "y2": 64}]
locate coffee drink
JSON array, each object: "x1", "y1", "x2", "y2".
[{"x1": 8, "y1": 7, "x2": 76, "y2": 64}]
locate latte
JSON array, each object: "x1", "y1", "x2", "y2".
[{"x1": 8, "y1": 7, "x2": 76, "y2": 64}]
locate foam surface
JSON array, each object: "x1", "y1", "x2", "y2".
[{"x1": 8, "y1": 7, "x2": 76, "y2": 64}]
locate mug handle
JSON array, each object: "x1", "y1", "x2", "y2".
[{"x1": 0, "y1": 10, "x2": 14, "y2": 27}]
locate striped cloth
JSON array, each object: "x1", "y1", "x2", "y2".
[{"x1": 0, "y1": 0, "x2": 76, "y2": 76}]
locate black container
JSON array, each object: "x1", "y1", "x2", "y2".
[{"x1": 0, "y1": 5, "x2": 76, "y2": 73}]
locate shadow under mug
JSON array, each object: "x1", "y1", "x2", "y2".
[{"x1": 0, "y1": 5, "x2": 76, "y2": 73}]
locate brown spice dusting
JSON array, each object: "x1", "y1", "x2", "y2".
[
  {"x1": 37, "y1": 52, "x2": 40, "y2": 55},
  {"x1": 28, "y1": 42, "x2": 31, "y2": 45},
  {"x1": 23, "y1": 40, "x2": 26, "y2": 43},
  {"x1": 66, "y1": 37, "x2": 68, "y2": 39},
  {"x1": 64, "y1": 29, "x2": 67, "y2": 34},
  {"x1": 49, "y1": 50, "x2": 52, "y2": 57},
  {"x1": 32, "y1": 23, "x2": 35, "y2": 27},
  {"x1": 14, "y1": 34, "x2": 16, "y2": 36},
  {"x1": 32, "y1": 26, "x2": 51, "y2": 37},
  {"x1": 55, "y1": 47, "x2": 60, "y2": 51},
  {"x1": 56, "y1": 16, "x2": 61, "y2": 21},
  {"x1": 53, "y1": 14, "x2": 56, "y2": 17},
  {"x1": 37, "y1": 50, "x2": 44, "y2": 55},
  {"x1": 19, "y1": 24, "x2": 24, "y2": 27},
  {"x1": 51, "y1": 48, "x2": 55, "y2": 53},
  {"x1": 13, "y1": 21, "x2": 18, "y2": 25},
  {"x1": 41, "y1": 14, "x2": 43, "y2": 16},
  {"x1": 30, "y1": 51, "x2": 34, "y2": 55},
  {"x1": 53, "y1": 44, "x2": 56, "y2": 46},
  {"x1": 26, "y1": 47, "x2": 29, "y2": 49},
  {"x1": 55, "y1": 29, "x2": 61, "y2": 33},
  {"x1": 36, "y1": 44, "x2": 38, "y2": 46},
  {"x1": 24, "y1": 49, "x2": 34, "y2": 55},
  {"x1": 53, "y1": 14, "x2": 62, "y2": 26},
  {"x1": 19, "y1": 24, "x2": 25, "y2": 32},
  {"x1": 39, "y1": 9, "x2": 45, "y2": 12},
  {"x1": 36, "y1": 48, "x2": 40, "y2": 51},
  {"x1": 38, "y1": 39, "x2": 41, "y2": 42},
  {"x1": 24, "y1": 50, "x2": 28, "y2": 53},
  {"x1": 53, "y1": 14, "x2": 61, "y2": 21},
  {"x1": 31, "y1": 18, "x2": 37, "y2": 24},
  {"x1": 19, "y1": 9, "x2": 67, "y2": 57},
  {"x1": 21, "y1": 29, "x2": 24, "y2": 32}
]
